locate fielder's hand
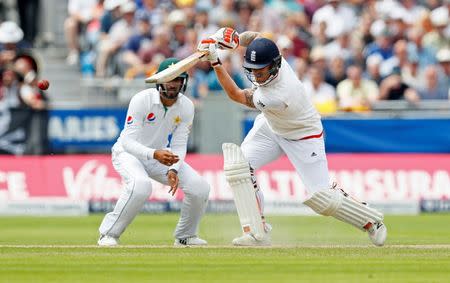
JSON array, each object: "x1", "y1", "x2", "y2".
[
  {"x1": 154, "y1": 149, "x2": 179, "y2": 166},
  {"x1": 197, "y1": 39, "x2": 220, "y2": 66},
  {"x1": 167, "y1": 169, "x2": 179, "y2": 196},
  {"x1": 211, "y1": 27, "x2": 240, "y2": 50}
]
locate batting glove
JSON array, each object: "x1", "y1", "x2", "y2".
[
  {"x1": 211, "y1": 27, "x2": 240, "y2": 50},
  {"x1": 197, "y1": 38, "x2": 221, "y2": 66}
]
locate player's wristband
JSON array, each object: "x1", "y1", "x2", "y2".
[{"x1": 212, "y1": 58, "x2": 222, "y2": 67}]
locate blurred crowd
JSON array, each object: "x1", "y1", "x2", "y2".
[
  {"x1": 0, "y1": 21, "x2": 47, "y2": 112},
  {"x1": 63, "y1": 0, "x2": 450, "y2": 113},
  {"x1": 0, "y1": 6, "x2": 49, "y2": 155}
]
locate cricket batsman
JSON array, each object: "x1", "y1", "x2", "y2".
[
  {"x1": 98, "y1": 58, "x2": 210, "y2": 247},
  {"x1": 198, "y1": 28, "x2": 387, "y2": 246}
]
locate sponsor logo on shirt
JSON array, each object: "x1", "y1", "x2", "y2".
[
  {"x1": 257, "y1": 100, "x2": 265, "y2": 108},
  {"x1": 126, "y1": 116, "x2": 133, "y2": 125},
  {"x1": 147, "y1": 113, "x2": 156, "y2": 122}
]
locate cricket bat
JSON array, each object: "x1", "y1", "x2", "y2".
[{"x1": 145, "y1": 51, "x2": 208, "y2": 84}]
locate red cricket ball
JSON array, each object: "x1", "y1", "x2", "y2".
[{"x1": 37, "y1": 79, "x2": 50, "y2": 90}]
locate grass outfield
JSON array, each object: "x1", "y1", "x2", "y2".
[{"x1": 1, "y1": 214, "x2": 450, "y2": 283}]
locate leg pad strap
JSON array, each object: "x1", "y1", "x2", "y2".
[{"x1": 304, "y1": 187, "x2": 383, "y2": 231}]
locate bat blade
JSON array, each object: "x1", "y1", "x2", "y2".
[{"x1": 145, "y1": 51, "x2": 208, "y2": 84}]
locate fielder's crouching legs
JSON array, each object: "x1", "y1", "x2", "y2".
[
  {"x1": 173, "y1": 173, "x2": 210, "y2": 240},
  {"x1": 303, "y1": 183, "x2": 387, "y2": 246},
  {"x1": 99, "y1": 176, "x2": 153, "y2": 240}
]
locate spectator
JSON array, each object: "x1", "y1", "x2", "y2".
[
  {"x1": 422, "y1": 6, "x2": 449, "y2": 51},
  {"x1": 379, "y1": 67, "x2": 418, "y2": 102},
  {"x1": 193, "y1": 6, "x2": 218, "y2": 40},
  {"x1": 64, "y1": 0, "x2": 98, "y2": 65},
  {"x1": 137, "y1": 0, "x2": 164, "y2": 27},
  {"x1": 235, "y1": 1, "x2": 253, "y2": 33},
  {"x1": 400, "y1": 0, "x2": 427, "y2": 22},
  {"x1": 407, "y1": 27, "x2": 437, "y2": 69},
  {"x1": 294, "y1": 57, "x2": 308, "y2": 81},
  {"x1": 13, "y1": 56, "x2": 46, "y2": 110},
  {"x1": 325, "y1": 56, "x2": 346, "y2": 88},
  {"x1": 0, "y1": 63, "x2": 43, "y2": 110},
  {"x1": 17, "y1": 0, "x2": 40, "y2": 44},
  {"x1": 248, "y1": 0, "x2": 283, "y2": 33},
  {"x1": 167, "y1": 10, "x2": 188, "y2": 53},
  {"x1": 402, "y1": 51, "x2": 422, "y2": 90},
  {"x1": 174, "y1": 28, "x2": 197, "y2": 59},
  {"x1": 309, "y1": 46, "x2": 327, "y2": 71},
  {"x1": 312, "y1": 0, "x2": 357, "y2": 40},
  {"x1": 386, "y1": 7, "x2": 410, "y2": 42},
  {"x1": 311, "y1": 19, "x2": 328, "y2": 46},
  {"x1": 355, "y1": 11, "x2": 375, "y2": 47},
  {"x1": 364, "y1": 54, "x2": 383, "y2": 85},
  {"x1": 0, "y1": 68, "x2": 21, "y2": 108},
  {"x1": 209, "y1": 0, "x2": 238, "y2": 27},
  {"x1": 13, "y1": 55, "x2": 49, "y2": 155},
  {"x1": 324, "y1": 30, "x2": 354, "y2": 64},
  {"x1": 380, "y1": 39, "x2": 411, "y2": 78},
  {"x1": 120, "y1": 10, "x2": 152, "y2": 78},
  {"x1": 364, "y1": 20, "x2": 393, "y2": 60},
  {"x1": 100, "y1": 0, "x2": 124, "y2": 37},
  {"x1": 285, "y1": 12, "x2": 312, "y2": 59},
  {"x1": 96, "y1": 1, "x2": 136, "y2": 77},
  {"x1": 0, "y1": 21, "x2": 30, "y2": 68},
  {"x1": 0, "y1": 68, "x2": 30, "y2": 155},
  {"x1": 85, "y1": 0, "x2": 106, "y2": 47},
  {"x1": 303, "y1": 65, "x2": 337, "y2": 115},
  {"x1": 277, "y1": 35, "x2": 296, "y2": 68},
  {"x1": 137, "y1": 26, "x2": 173, "y2": 75},
  {"x1": 336, "y1": 65, "x2": 379, "y2": 111},
  {"x1": 436, "y1": 48, "x2": 450, "y2": 92},
  {"x1": 417, "y1": 65, "x2": 449, "y2": 100}
]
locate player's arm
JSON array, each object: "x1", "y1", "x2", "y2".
[
  {"x1": 197, "y1": 28, "x2": 256, "y2": 108},
  {"x1": 167, "y1": 100, "x2": 195, "y2": 172},
  {"x1": 120, "y1": 94, "x2": 155, "y2": 160},
  {"x1": 165, "y1": 101, "x2": 195, "y2": 196},
  {"x1": 120, "y1": 94, "x2": 178, "y2": 165},
  {"x1": 212, "y1": 65, "x2": 256, "y2": 108}
]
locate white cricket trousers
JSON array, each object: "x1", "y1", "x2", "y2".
[
  {"x1": 242, "y1": 114, "x2": 330, "y2": 207},
  {"x1": 99, "y1": 150, "x2": 210, "y2": 239}
]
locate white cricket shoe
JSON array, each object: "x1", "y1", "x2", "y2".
[
  {"x1": 98, "y1": 235, "x2": 119, "y2": 247},
  {"x1": 232, "y1": 233, "x2": 271, "y2": 246},
  {"x1": 366, "y1": 222, "x2": 387, "y2": 246},
  {"x1": 174, "y1": 237, "x2": 208, "y2": 247}
]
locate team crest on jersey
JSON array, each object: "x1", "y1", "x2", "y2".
[
  {"x1": 147, "y1": 113, "x2": 156, "y2": 122},
  {"x1": 174, "y1": 115, "x2": 181, "y2": 125},
  {"x1": 126, "y1": 116, "x2": 133, "y2": 125}
]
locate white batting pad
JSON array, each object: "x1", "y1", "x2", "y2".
[
  {"x1": 222, "y1": 143, "x2": 266, "y2": 240},
  {"x1": 304, "y1": 187, "x2": 383, "y2": 231}
]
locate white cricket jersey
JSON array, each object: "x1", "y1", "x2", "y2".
[
  {"x1": 252, "y1": 58, "x2": 323, "y2": 140},
  {"x1": 113, "y1": 88, "x2": 194, "y2": 171}
]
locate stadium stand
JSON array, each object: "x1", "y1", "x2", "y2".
[{"x1": 0, "y1": 0, "x2": 449, "y2": 154}]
